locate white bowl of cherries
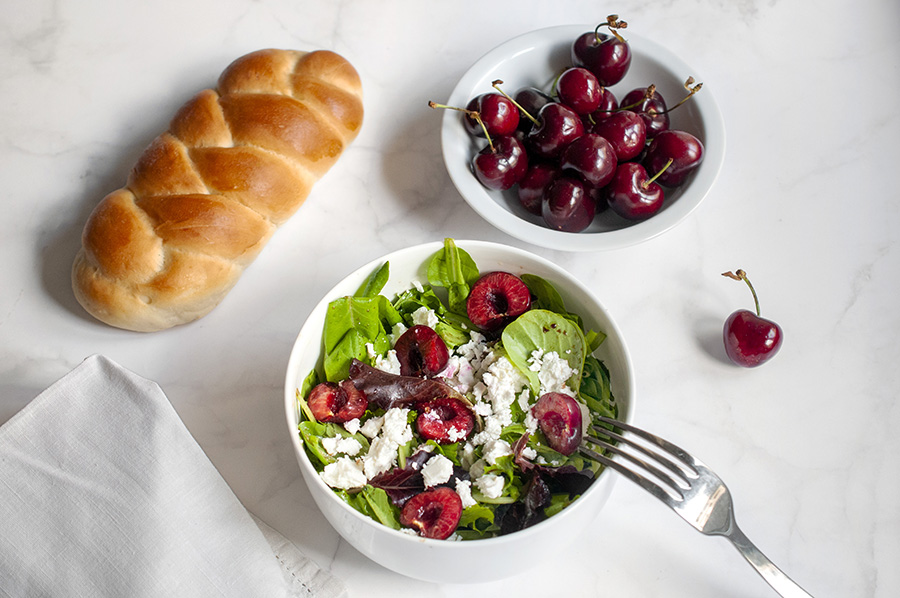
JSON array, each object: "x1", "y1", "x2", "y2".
[{"x1": 437, "y1": 20, "x2": 725, "y2": 252}]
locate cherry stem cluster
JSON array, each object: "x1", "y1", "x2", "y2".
[
  {"x1": 428, "y1": 100, "x2": 495, "y2": 152},
  {"x1": 722, "y1": 269, "x2": 761, "y2": 316},
  {"x1": 606, "y1": 77, "x2": 703, "y2": 117},
  {"x1": 595, "y1": 14, "x2": 628, "y2": 43}
]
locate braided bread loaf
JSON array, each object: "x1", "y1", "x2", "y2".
[{"x1": 72, "y1": 49, "x2": 363, "y2": 332}]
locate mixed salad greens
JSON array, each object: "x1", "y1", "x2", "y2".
[{"x1": 296, "y1": 238, "x2": 617, "y2": 540}]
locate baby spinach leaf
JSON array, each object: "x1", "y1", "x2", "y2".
[
  {"x1": 360, "y1": 485, "x2": 401, "y2": 529},
  {"x1": 427, "y1": 238, "x2": 480, "y2": 315},
  {"x1": 322, "y1": 295, "x2": 402, "y2": 382},
  {"x1": 522, "y1": 273, "x2": 606, "y2": 353},
  {"x1": 521, "y1": 273, "x2": 568, "y2": 315},
  {"x1": 501, "y1": 309, "x2": 587, "y2": 395},
  {"x1": 354, "y1": 261, "x2": 390, "y2": 297}
]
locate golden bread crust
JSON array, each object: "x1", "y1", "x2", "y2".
[{"x1": 72, "y1": 49, "x2": 363, "y2": 331}]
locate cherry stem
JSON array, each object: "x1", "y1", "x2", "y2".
[
  {"x1": 615, "y1": 84, "x2": 657, "y2": 112},
  {"x1": 722, "y1": 269, "x2": 761, "y2": 316},
  {"x1": 642, "y1": 158, "x2": 673, "y2": 189},
  {"x1": 428, "y1": 100, "x2": 495, "y2": 152},
  {"x1": 656, "y1": 77, "x2": 703, "y2": 115},
  {"x1": 491, "y1": 79, "x2": 540, "y2": 126},
  {"x1": 595, "y1": 14, "x2": 628, "y2": 43}
]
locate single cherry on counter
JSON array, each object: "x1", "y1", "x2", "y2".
[{"x1": 722, "y1": 269, "x2": 783, "y2": 367}]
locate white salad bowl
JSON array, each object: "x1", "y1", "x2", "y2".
[
  {"x1": 284, "y1": 240, "x2": 635, "y2": 583},
  {"x1": 441, "y1": 25, "x2": 726, "y2": 252}
]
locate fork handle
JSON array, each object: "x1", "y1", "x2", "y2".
[{"x1": 726, "y1": 525, "x2": 814, "y2": 597}]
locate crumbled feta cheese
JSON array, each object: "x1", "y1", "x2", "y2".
[
  {"x1": 524, "y1": 410, "x2": 538, "y2": 434},
  {"x1": 474, "y1": 473, "x2": 505, "y2": 499},
  {"x1": 363, "y1": 436, "x2": 397, "y2": 479},
  {"x1": 359, "y1": 416, "x2": 383, "y2": 439},
  {"x1": 381, "y1": 408, "x2": 413, "y2": 445},
  {"x1": 412, "y1": 280, "x2": 425, "y2": 293},
  {"x1": 529, "y1": 349, "x2": 575, "y2": 396},
  {"x1": 455, "y1": 479, "x2": 477, "y2": 508},
  {"x1": 460, "y1": 442, "x2": 476, "y2": 470},
  {"x1": 482, "y1": 438, "x2": 512, "y2": 465},
  {"x1": 321, "y1": 436, "x2": 363, "y2": 456},
  {"x1": 521, "y1": 446, "x2": 537, "y2": 461},
  {"x1": 473, "y1": 401, "x2": 493, "y2": 417},
  {"x1": 482, "y1": 356, "x2": 527, "y2": 425},
  {"x1": 411, "y1": 306, "x2": 440, "y2": 329},
  {"x1": 516, "y1": 388, "x2": 532, "y2": 413},
  {"x1": 421, "y1": 454, "x2": 454, "y2": 487},
  {"x1": 321, "y1": 457, "x2": 366, "y2": 489},
  {"x1": 373, "y1": 349, "x2": 401, "y2": 374},
  {"x1": 361, "y1": 407, "x2": 413, "y2": 479},
  {"x1": 390, "y1": 322, "x2": 408, "y2": 344},
  {"x1": 446, "y1": 425, "x2": 467, "y2": 443},
  {"x1": 343, "y1": 418, "x2": 361, "y2": 435}
]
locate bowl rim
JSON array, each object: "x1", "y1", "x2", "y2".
[
  {"x1": 284, "y1": 239, "x2": 636, "y2": 547},
  {"x1": 440, "y1": 25, "x2": 726, "y2": 252}
]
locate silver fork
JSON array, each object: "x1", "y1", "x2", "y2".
[{"x1": 581, "y1": 416, "x2": 814, "y2": 598}]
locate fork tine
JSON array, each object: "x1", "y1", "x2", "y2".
[
  {"x1": 582, "y1": 433, "x2": 689, "y2": 497},
  {"x1": 595, "y1": 415, "x2": 703, "y2": 473},
  {"x1": 579, "y1": 442, "x2": 681, "y2": 504},
  {"x1": 587, "y1": 426, "x2": 692, "y2": 487}
]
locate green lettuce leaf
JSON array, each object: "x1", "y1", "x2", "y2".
[{"x1": 501, "y1": 309, "x2": 587, "y2": 395}]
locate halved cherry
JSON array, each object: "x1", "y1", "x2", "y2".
[
  {"x1": 307, "y1": 380, "x2": 368, "y2": 423},
  {"x1": 532, "y1": 392, "x2": 582, "y2": 455},
  {"x1": 400, "y1": 486, "x2": 463, "y2": 539},
  {"x1": 394, "y1": 325, "x2": 450, "y2": 378},
  {"x1": 466, "y1": 271, "x2": 532, "y2": 331},
  {"x1": 416, "y1": 397, "x2": 475, "y2": 444}
]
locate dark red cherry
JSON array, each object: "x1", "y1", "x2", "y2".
[
  {"x1": 560, "y1": 133, "x2": 618, "y2": 188},
  {"x1": 532, "y1": 392, "x2": 583, "y2": 455},
  {"x1": 526, "y1": 102, "x2": 585, "y2": 159},
  {"x1": 556, "y1": 67, "x2": 602, "y2": 115},
  {"x1": 571, "y1": 29, "x2": 632, "y2": 87},
  {"x1": 542, "y1": 177, "x2": 596, "y2": 233},
  {"x1": 415, "y1": 397, "x2": 475, "y2": 444},
  {"x1": 307, "y1": 380, "x2": 368, "y2": 423},
  {"x1": 722, "y1": 270, "x2": 783, "y2": 367},
  {"x1": 466, "y1": 271, "x2": 532, "y2": 331},
  {"x1": 583, "y1": 87, "x2": 619, "y2": 127},
  {"x1": 580, "y1": 178, "x2": 609, "y2": 213},
  {"x1": 620, "y1": 87, "x2": 669, "y2": 139},
  {"x1": 592, "y1": 109, "x2": 647, "y2": 162},
  {"x1": 605, "y1": 162, "x2": 665, "y2": 220},
  {"x1": 517, "y1": 161, "x2": 561, "y2": 215},
  {"x1": 643, "y1": 130, "x2": 703, "y2": 187},
  {"x1": 400, "y1": 487, "x2": 463, "y2": 539},
  {"x1": 394, "y1": 325, "x2": 450, "y2": 378},
  {"x1": 472, "y1": 134, "x2": 528, "y2": 191},
  {"x1": 464, "y1": 93, "x2": 519, "y2": 137},
  {"x1": 514, "y1": 87, "x2": 554, "y2": 133}
]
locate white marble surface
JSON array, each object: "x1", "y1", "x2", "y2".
[{"x1": 1, "y1": 0, "x2": 898, "y2": 596}]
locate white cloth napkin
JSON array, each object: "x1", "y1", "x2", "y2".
[{"x1": 0, "y1": 355, "x2": 346, "y2": 598}]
